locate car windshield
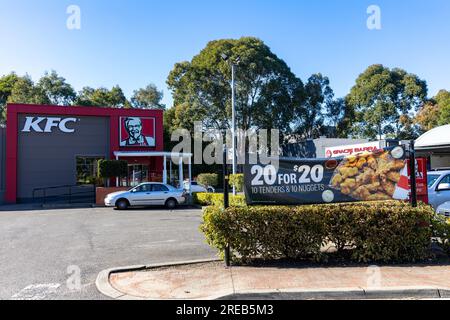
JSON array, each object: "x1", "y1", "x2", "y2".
[{"x1": 427, "y1": 174, "x2": 440, "y2": 188}]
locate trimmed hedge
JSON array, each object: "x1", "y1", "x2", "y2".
[
  {"x1": 229, "y1": 174, "x2": 244, "y2": 192},
  {"x1": 432, "y1": 215, "x2": 450, "y2": 255},
  {"x1": 98, "y1": 159, "x2": 128, "y2": 179},
  {"x1": 193, "y1": 192, "x2": 246, "y2": 207},
  {"x1": 197, "y1": 173, "x2": 219, "y2": 187},
  {"x1": 200, "y1": 201, "x2": 437, "y2": 263}
]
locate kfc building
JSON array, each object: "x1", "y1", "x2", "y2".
[{"x1": 4, "y1": 103, "x2": 182, "y2": 204}]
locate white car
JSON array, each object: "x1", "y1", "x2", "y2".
[
  {"x1": 183, "y1": 180, "x2": 215, "y2": 193},
  {"x1": 104, "y1": 182, "x2": 187, "y2": 210},
  {"x1": 436, "y1": 201, "x2": 450, "y2": 218}
]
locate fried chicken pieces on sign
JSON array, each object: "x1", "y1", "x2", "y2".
[{"x1": 330, "y1": 150, "x2": 405, "y2": 201}]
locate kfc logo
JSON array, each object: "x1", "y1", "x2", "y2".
[
  {"x1": 120, "y1": 117, "x2": 155, "y2": 147},
  {"x1": 22, "y1": 117, "x2": 77, "y2": 133}
]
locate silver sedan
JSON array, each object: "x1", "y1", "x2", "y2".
[{"x1": 104, "y1": 183, "x2": 187, "y2": 210}]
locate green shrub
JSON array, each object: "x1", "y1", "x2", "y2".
[
  {"x1": 229, "y1": 174, "x2": 244, "y2": 192},
  {"x1": 197, "y1": 173, "x2": 219, "y2": 187},
  {"x1": 432, "y1": 215, "x2": 450, "y2": 255},
  {"x1": 200, "y1": 201, "x2": 436, "y2": 263},
  {"x1": 98, "y1": 160, "x2": 127, "y2": 179},
  {"x1": 193, "y1": 192, "x2": 246, "y2": 207}
]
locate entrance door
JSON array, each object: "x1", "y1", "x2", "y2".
[{"x1": 127, "y1": 164, "x2": 149, "y2": 187}]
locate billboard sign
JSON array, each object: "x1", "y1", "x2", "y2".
[
  {"x1": 119, "y1": 117, "x2": 156, "y2": 147},
  {"x1": 244, "y1": 146, "x2": 408, "y2": 205},
  {"x1": 325, "y1": 141, "x2": 381, "y2": 158}
]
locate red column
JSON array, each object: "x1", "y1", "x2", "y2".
[{"x1": 5, "y1": 106, "x2": 18, "y2": 203}]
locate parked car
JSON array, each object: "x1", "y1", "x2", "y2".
[
  {"x1": 183, "y1": 180, "x2": 215, "y2": 193},
  {"x1": 104, "y1": 182, "x2": 187, "y2": 210},
  {"x1": 427, "y1": 170, "x2": 450, "y2": 210},
  {"x1": 436, "y1": 201, "x2": 450, "y2": 217}
]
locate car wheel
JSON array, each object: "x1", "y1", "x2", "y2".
[
  {"x1": 165, "y1": 198, "x2": 177, "y2": 210},
  {"x1": 207, "y1": 187, "x2": 214, "y2": 193},
  {"x1": 116, "y1": 199, "x2": 129, "y2": 210}
]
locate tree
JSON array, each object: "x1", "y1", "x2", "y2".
[
  {"x1": 436, "y1": 90, "x2": 450, "y2": 126},
  {"x1": 167, "y1": 37, "x2": 304, "y2": 136},
  {"x1": 37, "y1": 70, "x2": 76, "y2": 105},
  {"x1": 415, "y1": 90, "x2": 450, "y2": 132},
  {"x1": 293, "y1": 73, "x2": 333, "y2": 139},
  {"x1": 346, "y1": 64, "x2": 427, "y2": 139},
  {"x1": 131, "y1": 84, "x2": 165, "y2": 109},
  {"x1": 0, "y1": 72, "x2": 21, "y2": 123},
  {"x1": 415, "y1": 100, "x2": 441, "y2": 133},
  {"x1": 74, "y1": 85, "x2": 130, "y2": 108},
  {"x1": 0, "y1": 73, "x2": 20, "y2": 104},
  {"x1": 7, "y1": 75, "x2": 49, "y2": 105},
  {"x1": 325, "y1": 97, "x2": 348, "y2": 137}
]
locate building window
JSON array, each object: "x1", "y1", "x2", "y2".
[{"x1": 76, "y1": 157, "x2": 104, "y2": 185}]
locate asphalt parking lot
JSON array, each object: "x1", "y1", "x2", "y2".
[{"x1": 0, "y1": 206, "x2": 216, "y2": 300}]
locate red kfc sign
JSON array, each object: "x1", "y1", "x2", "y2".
[
  {"x1": 120, "y1": 117, "x2": 155, "y2": 147},
  {"x1": 406, "y1": 157, "x2": 428, "y2": 203}
]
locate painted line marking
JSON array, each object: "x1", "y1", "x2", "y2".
[{"x1": 11, "y1": 283, "x2": 61, "y2": 300}]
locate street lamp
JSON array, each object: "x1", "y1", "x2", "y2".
[{"x1": 221, "y1": 53, "x2": 239, "y2": 195}]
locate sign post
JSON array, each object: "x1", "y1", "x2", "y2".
[
  {"x1": 223, "y1": 147, "x2": 231, "y2": 267},
  {"x1": 409, "y1": 140, "x2": 418, "y2": 207}
]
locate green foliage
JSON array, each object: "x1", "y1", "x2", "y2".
[
  {"x1": 415, "y1": 90, "x2": 450, "y2": 133},
  {"x1": 415, "y1": 101, "x2": 441, "y2": 133},
  {"x1": 347, "y1": 64, "x2": 427, "y2": 139},
  {"x1": 98, "y1": 160, "x2": 128, "y2": 179},
  {"x1": 193, "y1": 193, "x2": 246, "y2": 207},
  {"x1": 1, "y1": 71, "x2": 168, "y2": 124},
  {"x1": 75, "y1": 86, "x2": 130, "y2": 108},
  {"x1": 435, "y1": 90, "x2": 450, "y2": 126},
  {"x1": 167, "y1": 37, "x2": 305, "y2": 135},
  {"x1": 294, "y1": 73, "x2": 333, "y2": 139},
  {"x1": 229, "y1": 174, "x2": 244, "y2": 192},
  {"x1": 201, "y1": 201, "x2": 436, "y2": 263},
  {"x1": 131, "y1": 84, "x2": 165, "y2": 109},
  {"x1": 0, "y1": 73, "x2": 20, "y2": 105},
  {"x1": 0, "y1": 72, "x2": 21, "y2": 123},
  {"x1": 37, "y1": 70, "x2": 76, "y2": 105},
  {"x1": 197, "y1": 173, "x2": 219, "y2": 187},
  {"x1": 7, "y1": 75, "x2": 49, "y2": 105},
  {"x1": 432, "y1": 215, "x2": 450, "y2": 255}
]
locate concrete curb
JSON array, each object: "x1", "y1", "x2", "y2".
[
  {"x1": 96, "y1": 261, "x2": 450, "y2": 300},
  {"x1": 41, "y1": 203, "x2": 95, "y2": 209},
  {"x1": 95, "y1": 259, "x2": 222, "y2": 300}
]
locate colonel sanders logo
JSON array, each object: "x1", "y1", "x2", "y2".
[{"x1": 120, "y1": 117, "x2": 155, "y2": 147}]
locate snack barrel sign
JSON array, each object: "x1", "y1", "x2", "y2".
[{"x1": 244, "y1": 146, "x2": 408, "y2": 205}]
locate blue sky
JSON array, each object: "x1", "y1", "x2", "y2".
[{"x1": 1, "y1": 0, "x2": 449, "y2": 107}]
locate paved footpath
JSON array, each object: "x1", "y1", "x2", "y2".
[{"x1": 100, "y1": 261, "x2": 450, "y2": 300}]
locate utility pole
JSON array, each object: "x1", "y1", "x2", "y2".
[
  {"x1": 223, "y1": 146, "x2": 230, "y2": 267},
  {"x1": 409, "y1": 140, "x2": 417, "y2": 207},
  {"x1": 221, "y1": 53, "x2": 239, "y2": 196},
  {"x1": 231, "y1": 63, "x2": 236, "y2": 195}
]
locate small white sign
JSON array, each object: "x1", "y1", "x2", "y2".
[{"x1": 325, "y1": 141, "x2": 381, "y2": 158}]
